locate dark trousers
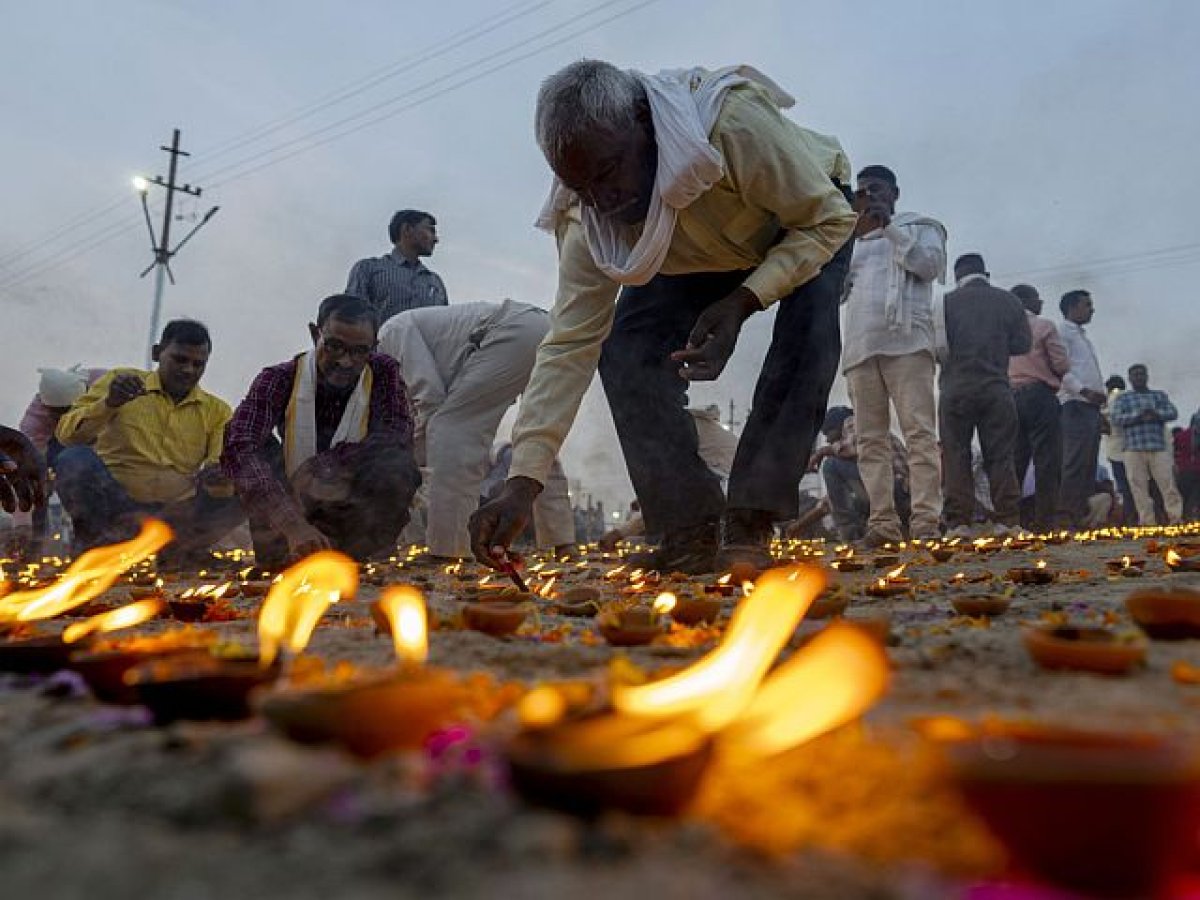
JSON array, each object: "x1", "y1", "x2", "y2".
[
  {"x1": 939, "y1": 383, "x2": 1022, "y2": 527},
  {"x1": 1012, "y1": 382, "x2": 1063, "y2": 531},
  {"x1": 598, "y1": 242, "x2": 850, "y2": 536},
  {"x1": 1059, "y1": 400, "x2": 1102, "y2": 528},
  {"x1": 1109, "y1": 458, "x2": 1137, "y2": 525},
  {"x1": 248, "y1": 438, "x2": 420, "y2": 568},
  {"x1": 55, "y1": 446, "x2": 244, "y2": 556},
  {"x1": 821, "y1": 456, "x2": 910, "y2": 542},
  {"x1": 1179, "y1": 470, "x2": 1200, "y2": 521}
]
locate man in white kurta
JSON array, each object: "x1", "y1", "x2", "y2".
[{"x1": 378, "y1": 300, "x2": 573, "y2": 558}]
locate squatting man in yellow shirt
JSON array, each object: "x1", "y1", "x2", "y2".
[
  {"x1": 54, "y1": 320, "x2": 244, "y2": 562},
  {"x1": 470, "y1": 60, "x2": 857, "y2": 574}
]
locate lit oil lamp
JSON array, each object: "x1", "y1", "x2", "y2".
[
  {"x1": 1164, "y1": 549, "x2": 1200, "y2": 573},
  {"x1": 864, "y1": 565, "x2": 912, "y2": 598},
  {"x1": 596, "y1": 599, "x2": 666, "y2": 647},
  {"x1": 829, "y1": 549, "x2": 865, "y2": 572},
  {"x1": 925, "y1": 720, "x2": 1200, "y2": 897},
  {"x1": 0, "y1": 520, "x2": 173, "y2": 673},
  {"x1": 1105, "y1": 555, "x2": 1146, "y2": 577},
  {"x1": 129, "y1": 551, "x2": 357, "y2": 722},
  {"x1": 807, "y1": 585, "x2": 850, "y2": 619},
  {"x1": 1007, "y1": 559, "x2": 1055, "y2": 585},
  {"x1": 168, "y1": 582, "x2": 235, "y2": 622},
  {"x1": 506, "y1": 568, "x2": 888, "y2": 815},
  {"x1": 1125, "y1": 586, "x2": 1200, "y2": 639},
  {"x1": 704, "y1": 573, "x2": 736, "y2": 597},
  {"x1": 929, "y1": 544, "x2": 956, "y2": 563},
  {"x1": 871, "y1": 553, "x2": 900, "y2": 569},
  {"x1": 461, "y1": 595, "x2": 528, "y2": 637},
  {"x1": 258, "y1": 586, "x2": 472, "y2": 758},
  {"x1": 128, "y1": 577, "x2": 165, "y2": 601},
  {"x1": 1022, "y1": 624, "x2": 1146, "y2": 675}
]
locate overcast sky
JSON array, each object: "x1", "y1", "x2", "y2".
[{"x1": 3, "y1": 0, "x2": 1198, "y2": 510}]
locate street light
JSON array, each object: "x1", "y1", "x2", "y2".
[{"x1": 131, "y1": 175, "x2": 149, "y2": 193}]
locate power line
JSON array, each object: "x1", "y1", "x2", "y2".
[
  {"x1": 0, "y1": 0, "x2": 661, "y2": 296},
  {"x1": 0, "y1": 0, "x2": 554, "y2": 273},
  {"x1": 197, "y1": 0, "x2": 655, "y2": 187}
]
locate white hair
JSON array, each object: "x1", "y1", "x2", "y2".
[{"x1": 534, "y1": 60, "x2": 642, "y2": 168}]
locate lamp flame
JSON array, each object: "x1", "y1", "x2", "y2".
[
  {"x1": 0, "y1": 519, "x2": 172, "y2": 623},
  {"x1": 1166, "y1": 549, "x2": 1183, "y2": 566},
  {"x1": 376, "y1": 586, "x2": 428, "y2": 666},
  {"x1": 62, "y1": 598, "x2": 164, "y2": 644},
  {"x1": 653, "y1": 592, "x2": 677, "y2": 615},
  {"x1": 257, "y1": 551, "x2": 357, "y2": 667},
  {"x1": 885, "y1": 564, "x2": 907, "y2": 579},
  {"x1": 722, "y1": 622, "x2": 889, "y2": 757},
  {"x1": 612, "y1": 566, "x2": 825, "y2": 731},
  {"x1": 518, "y1": 685, "x2": 568, "y2": 729}
]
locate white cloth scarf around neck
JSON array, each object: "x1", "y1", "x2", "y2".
[
  {"x1": 535, "y1": 64, "x2": 795, "y2": 287},
  {"x1": 283, "y1": 349, "x2": 373, "y2": 476}
]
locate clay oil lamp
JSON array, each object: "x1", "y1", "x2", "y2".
[
  {"x1": 1125, "y1": 586, "x2": 1200, "y2": 639},
  {"x1": 926, "y1": 720, "x2": 1200, "y2": 897},
  {"x1": 863, "y1": 565, "x2": 912, "y2": 598},
  {"x1": 0, "y1": 520, "x2": 172, "y2": 674},
  {"x1": 553, "y1": 585, "x2": 602, "y2": 617},
  {"x1": 127, "y1": 577, "x2": 165, "y2": 602},
  {"x1": 1007, "y1": 559, "x2": 1055, "y2": 585},
  {"x1": 236, "y1": 566, "x2": 276, "y2": 597},
  {"x1": 1164, "y1": 549, "x2": 1200, "y2": 573},
  {"x1": 70, "y1": 626, "x2": 214, "y2": 705},
  {"x1": 596, "y1": 598, "x2": 668, "y2": 647},
  {"x1": 668, "y1": 591, "x2": 723, "y2": 626},
  {"x1": 829, "y1": 549, "x2": 865, "y2": 573},
  {"x1": 1105, "y1": 555, "x2": 1146, "y2": 577},
  {"x1": 871, "y1": 553, "x2": 900, "y2": 569},
  {"x1": 461, "y1": 595, "x2": 528, "y2": 638},
  {"x1": 704, "y1": 573, "x2": 737, "y2": 597},
  {"x1": 949, "y1": 592, "x2": 1012, "y2": 618},
  {"x1": 1022, "y1": 624, "x2": 1147, "y2": 676},
  {"x1": 168, "y1": 582, "x2": 234, "y2": 622},
  {"x1": 807, "y1": 585, "x2": 850, "y2": 619},
  {"x1": 507, "y1": 568, "x2": 889, "y2": 816},
  {"x1": 130, "y1": 550, "x2": 357, "y2": 723},
  {"x1": 971, "y1": 537, "x2": 1002, "y2": 555},
  {"x1": 258, "y1": 586, "x2": 471, "y2": 758},
  {"x1": 929, "y1": 544, "x2": 957, "y2": 563}
]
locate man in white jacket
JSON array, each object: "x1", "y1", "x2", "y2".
[
  {"x1": 378, "y1": 300, "x2": 574, "y2": 558},
  {"x1": 841, "y1": 165, "x2": 947, "y2": 545}
]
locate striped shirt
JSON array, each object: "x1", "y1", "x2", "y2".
[
  {"x1": 55, "y1": 369, "x2": 231, "y2": 504},
  {"x1": 345, "y1": 250, "x2": 448, "y2": 325},
  {"x1": 1110, "y1": 388, "x2": 1177, "y2": 453}
]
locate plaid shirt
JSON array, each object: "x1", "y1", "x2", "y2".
[
  {"x1": 221, "y1": 354, "x2": 413, "y2": 530},
  {"x1": 345, "y1": 250, "x2": 448, "y2": 325},
  {"x1": 1110, "y1": 388, "x2": 1177, "y2": 452}
]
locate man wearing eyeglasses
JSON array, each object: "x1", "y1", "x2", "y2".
[{"x1": 222, "y1": 294, "x2": 420, "y2": 566}]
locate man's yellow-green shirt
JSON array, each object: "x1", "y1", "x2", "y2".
[
  {"x1": 509, "y1": 82, "x2": 857, "y2": 485},
  {"x1": 55, "y1": 368, "x2": 232, "y2": 504}
]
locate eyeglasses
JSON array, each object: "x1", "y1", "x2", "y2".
[{"x1": 320, "y1": 334, "x2": 373, "y2": 362}]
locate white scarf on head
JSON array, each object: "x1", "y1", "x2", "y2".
[
  {"x1": 535, "y1": 65, "x2": 795, "y2": 286},
  {"x1": 283, "y1": 350, "x2": 373, "y2": 477}
]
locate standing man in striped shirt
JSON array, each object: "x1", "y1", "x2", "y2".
[{"x1": 346, "y1": 209, "x2": 449, "y2": 324}]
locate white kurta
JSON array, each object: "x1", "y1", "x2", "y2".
[{"x1": 378, "y1": 301, "x2": 571, "y2": 556}]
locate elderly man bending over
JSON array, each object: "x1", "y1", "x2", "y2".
[
  {"x1": 378, "y1": 300, "x2": 575, "y2": 559},
  {"x1": 222, "y1": 294, "x2": 420, "y2": 567},
  {"x1": 469, "y1": 60, "x2": 856, "y2": 574}
]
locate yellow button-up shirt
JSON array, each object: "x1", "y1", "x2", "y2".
[
  {"x1": 55, "y1": 368, "x2": 232, "y2": 504},
  {"x1": 510, "y1": 82, "x2": 857, "y2": 484}
]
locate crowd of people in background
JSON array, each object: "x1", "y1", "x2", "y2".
[{"x1": 2, "y1": 59, "x2": 1199, "y2": 578}]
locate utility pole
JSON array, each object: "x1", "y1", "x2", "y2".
[{"x1": 133, "y1": 129, "x2": 219, "y2": 367}]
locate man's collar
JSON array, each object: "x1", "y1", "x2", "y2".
[
  {"x1": 956, "y1": 273, "x2": 989, "y2": 287},
  {"x1": 388, "y1": 248, "x2": 424, "y2": 269},
  {"x1": 146, "y1": 370, "x2": 203, "y2": 405}
]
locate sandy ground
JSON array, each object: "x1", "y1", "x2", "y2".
[{"x1": 2, "y1": 532, "x2": 1199, "y2": 900}]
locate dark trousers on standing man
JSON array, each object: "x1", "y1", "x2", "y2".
[
  {"x1": 599, "y1": 240, "x2": 851, "y2": 538},
  {"x1": 1058, "y1": 400, "x2": 1102, "y2": 528},
  {"x1": 1012, "y1": 382, "x2": 1063, "y2": 531},
  {"x1": 939, "y1": 383, "x2": 1022, "y2": 528}
]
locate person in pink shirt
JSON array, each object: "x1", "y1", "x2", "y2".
[
  {"x1": 19, "y1": 366, "x2": 107, "y2": 463},
  {"x1": 1007, "y1": 285, "x2": 1070, "y2": 531}
]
